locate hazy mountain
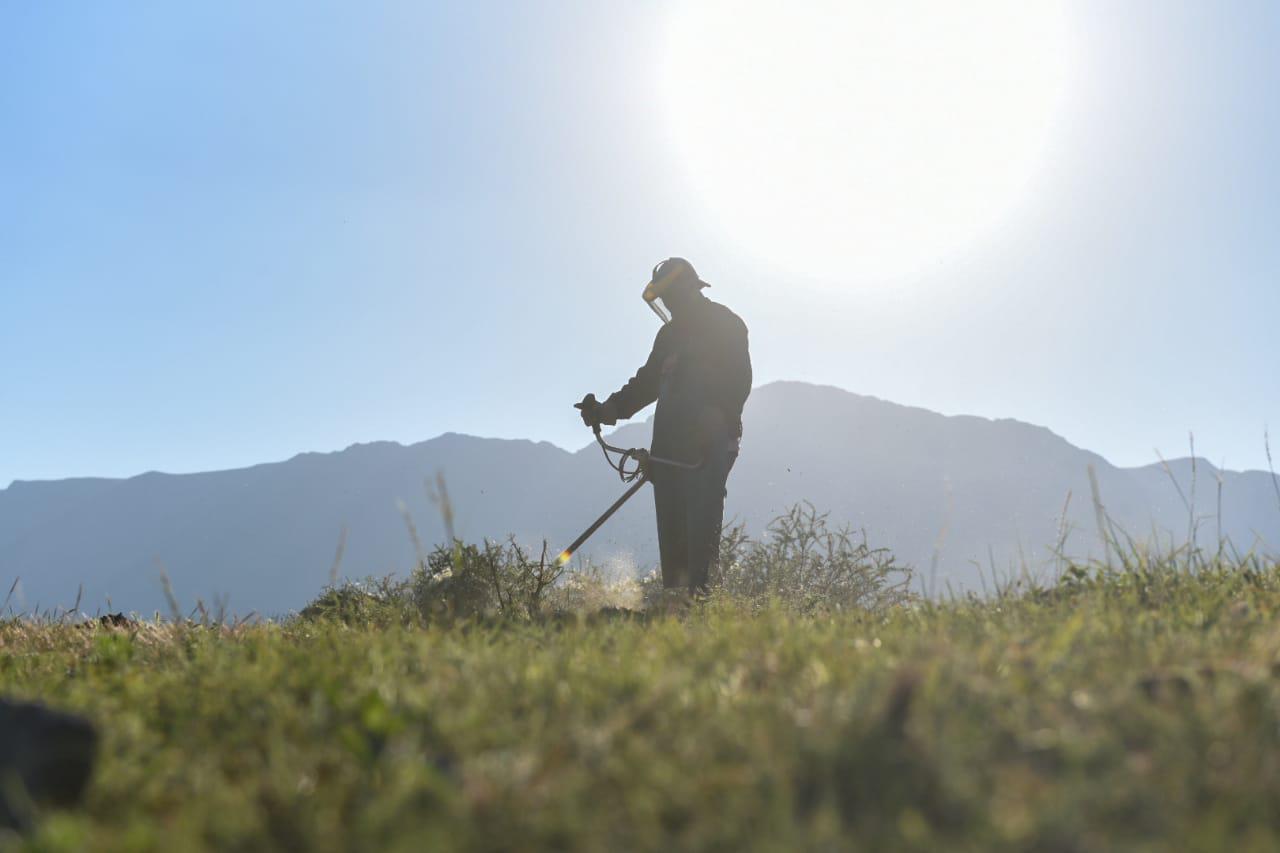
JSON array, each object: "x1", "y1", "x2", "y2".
[{"x1": 3, "y1": 382, "x2": 1277, "y2": 615}]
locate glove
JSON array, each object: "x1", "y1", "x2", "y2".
[{"x1": 575, "y1": 394, "x2": 618, "y2": 429}]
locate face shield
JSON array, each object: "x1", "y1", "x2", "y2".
[
  {"x1": 642, "y1": 282, "x2": 671, "y2": 324},
  {"x1": 641, "y1": 259, "x2": 693, "y2": 325}
]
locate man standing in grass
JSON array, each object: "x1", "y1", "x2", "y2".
[{"x1": 577, "y1": 258, "x2": 752, "y2": 593}]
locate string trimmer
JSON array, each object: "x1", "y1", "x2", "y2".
[{"x1": 554, "y1": 396, "x2": 700, "y2": 566}]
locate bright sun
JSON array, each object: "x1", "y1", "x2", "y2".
[{"x1": 660, "y1": 1, "x2": 1075, "y2": 283}]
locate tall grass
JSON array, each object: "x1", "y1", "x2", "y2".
[
  {"x1": 4, "y1": 488, "x2": 1280, "y2": 849},
  {"x1": 3, "y1": 537, "x2": 1279, "y2": 850}
]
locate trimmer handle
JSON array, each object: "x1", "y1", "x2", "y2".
[{"x1": 574, "y1": 393, "x2": 604, "y2": 435}]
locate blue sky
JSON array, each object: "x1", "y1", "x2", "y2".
[{"x1": 3, "y1": 1, "x2": 1278, "y2": 488}]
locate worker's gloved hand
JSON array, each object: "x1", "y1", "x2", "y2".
[
  {"x1": 575, "y1": 394, "x2": 601, "y2": 428},
  {"x1": 575, "y1": 394, "x2": 618, "y2": 429}
]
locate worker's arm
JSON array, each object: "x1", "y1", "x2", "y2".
[{"x1": 604, "y1": 325, "x2": 670, "y2": 420}]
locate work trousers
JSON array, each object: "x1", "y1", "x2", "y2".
[{"x1": 651, "y1": 436, "x2": 738, "y2": 592}]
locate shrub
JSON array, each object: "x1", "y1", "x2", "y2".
[
  {"x1": 411, "y1": 538, "x2": 563, "y2": 621},
  {"x1": 710, "y1": 502, "x2": 914, "y2": 613},
  {"x1": 299, "y1": 538, "x2": 565, "y2": 626},
  {"x1": 299, "y1": 503, "x2": 914, "y2": 622},
  {"x1": 297, "y1": 575, "x2": 414, "y2": 626}
]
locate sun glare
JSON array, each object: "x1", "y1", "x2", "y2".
[{"x1": 660, "y1": 1, "x2": 1075, "y2": 284}]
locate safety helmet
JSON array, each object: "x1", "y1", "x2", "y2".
[{"x1": 641, "y1": 257, "x2": 709, "y2": 323}]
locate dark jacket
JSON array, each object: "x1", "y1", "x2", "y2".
[{"x1": 605, "y1": 295, "x2": 751, "y2": 463}]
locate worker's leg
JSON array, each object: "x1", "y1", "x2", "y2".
[
  {"x1": 685, "y1": 436, "x2": 738, "y2": 593},
  {"x1": 652, "y1": 469, "x2": 690, "y2": 589}
]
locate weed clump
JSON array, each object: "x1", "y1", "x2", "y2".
[
  {"x1": 709, "y1": 502, "x2": 914, "y2": 613},
  {"x1": 411, "y1": 538, "x2": 563, "y2": 621},
  {"x1": 302, "y1": 503, "x2": 915, "y2": 625},
  {"x1": 301, "y1": 538, "x2": 567, "y2": 626},
  {"x1": 298, "y1": 578, "x2": 404, "y2": 625}
]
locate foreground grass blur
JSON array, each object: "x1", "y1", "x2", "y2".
[{"x1": 5, "y1": 532, "x2": 1280, "y2": 849}]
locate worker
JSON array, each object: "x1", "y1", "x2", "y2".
[{"x1": 577, "y1": 258, "x2": 752, "y2": 593}]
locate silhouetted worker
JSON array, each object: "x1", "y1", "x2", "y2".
[{"x1": 577, "y1": 258, "x2": 751, "y2": 592}]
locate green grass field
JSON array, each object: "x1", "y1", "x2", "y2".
[{"x1": 6, "y1": 543, "x2": 1280, "y2": 851}]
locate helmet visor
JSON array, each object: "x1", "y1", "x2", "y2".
[{"x1": 642, "y1": 283, "x2": 671, "y2": 323}]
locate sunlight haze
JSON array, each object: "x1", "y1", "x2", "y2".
[
  {"x1": 661, "y1": 1, "x2": 1075, "y2": 281},
  {"x1": 2, "y1": 2, "x2": 1278, "y2": 486}
]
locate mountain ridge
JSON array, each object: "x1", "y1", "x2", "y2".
[
  {"x1": 8, "y1": 381, "x2": 1273, "y2": 492},
  {"x1": 3, "y1": 381, "x2": 1277, "y2": 615}
]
